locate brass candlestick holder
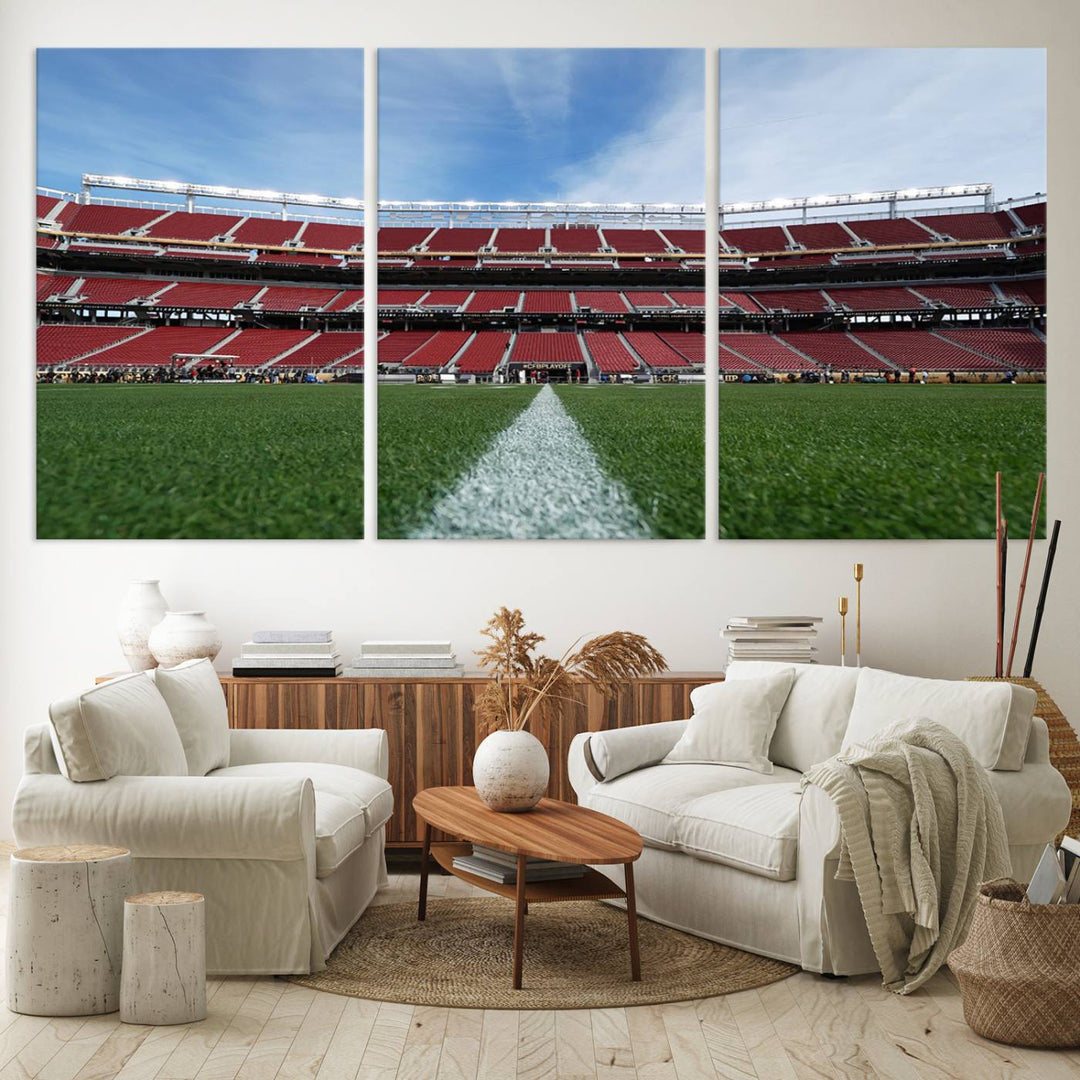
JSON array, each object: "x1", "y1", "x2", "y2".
[
  {"x1": 853, "y1": 563, "x2": 864, "y2": 667},
  {"x1": 838, "y1": 596, "x2": 849, "y2": 666}
]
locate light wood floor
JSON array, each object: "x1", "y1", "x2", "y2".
[{"x1": 1, "y1": 854, "x2": 1078, "y2": 1080}]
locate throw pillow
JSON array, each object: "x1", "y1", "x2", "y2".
[
  {"x1": 49, "y1": 671, "x2": 188, "y2": 781},
  {"x1": 150, "y1": 658, "x2": 231, "y2": 775},
  {"x1": 663, "y1": 670, "x2": 795, "y2": 774}
]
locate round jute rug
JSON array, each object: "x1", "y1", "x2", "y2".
[{"x1": 287, "y1": 898, "x2": 797, "y2": 1009}]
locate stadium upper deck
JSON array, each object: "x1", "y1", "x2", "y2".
[{"x1": 36, "y1": 180, "x2": 1045, "y2": 381}]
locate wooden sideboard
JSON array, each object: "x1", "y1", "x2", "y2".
[{"x1": 220, "y1": 671, "x2": 721, "y2": 848}]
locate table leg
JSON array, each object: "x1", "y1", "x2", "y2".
[
  {"x1": 417, "y1": 822, "x2": 432, "y2": 922},
  {"x1": 512, "y1": 852, "x2": 527, "y2": 990},
  {"x1": 625, "y1": 861, "x2": 641, "y2": 981}
]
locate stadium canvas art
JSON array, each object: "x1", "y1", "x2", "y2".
[
  {"x1": 377, "y1": 49, "x2": 705, "y2": 539},
  {"x1": 718, "y1": 48, "x2": 1046, "y2": 540},
  {"x1": 36, "y1": 49, "x2": 365, "y2": 539}
]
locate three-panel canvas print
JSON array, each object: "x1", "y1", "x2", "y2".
[{"x1": 35, "y1": 48, "x2": 1046, "y2": 541}]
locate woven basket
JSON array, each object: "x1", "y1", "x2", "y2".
[{"x1": 949, "y1": 879, "x2": 1080, "y2": 1047}]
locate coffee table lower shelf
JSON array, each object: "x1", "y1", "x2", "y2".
[{"x1": 430, "y1": 842, "x2": 627, "y2": 903}]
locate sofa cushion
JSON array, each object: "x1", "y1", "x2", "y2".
[
  {"x1": 311, "y1": 792, "x2": 369, "y2": 877},
  {"x1": 843, "y1": 668, "x2": 1036, "y2": 771},
  {"x1": 725, "y1": 661, "x2": 859, "y2": 773},
  {"x1": 678, "y1": 783, "x2": 802, "y2": 881},
  {"x1": 150, "y1": 659, "x2": 230, "y2": 775},
  {"x1": 210, "y1": 762, "x2": 394, "y2": 839},
  {"x1": 583, "y1": 762, "x2": 802, "y2": 852},
  {"x1": 663, "y1": 670, "x2": 794, "y2": 774},
  {"x1": 586, "y1": 719, "x2": 688, "y2": 782},
  {"x1": 49, "y1": 672, "x2": 187, "y2": 782}
]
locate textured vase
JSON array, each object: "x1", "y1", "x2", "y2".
[
  {"x1": 472, "y1": 729, "x2": 550, "y2": 812},
  {"x1": 148, "y1": 611, "x2": 222, "y2": 669},
  {"x1": 116, "y1": 580, "x2": 169, "y2": 672}
]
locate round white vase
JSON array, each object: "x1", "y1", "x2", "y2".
[
  {"x1": 148, "y1": 611, "x2": 222, "y2": 669},
  {"x1": 472, "y1": 729, "x2": 550, "y2": 812},
  {"x1": 116, "y1": 580, "x2": 169, "y2": 672}
]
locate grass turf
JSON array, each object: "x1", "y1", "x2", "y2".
[
  {"x1": 553, "y1": 385, "x2": 704, "y2": 539},
  {"x1": 719, "y1": 383, "x2": 1046, "y2": 539},
  {"x1": 378, "y1": 384, "x2": 540, "y2": 537},
  {"x1": 37, "y1": 383, "x2": 363, "y2": 539}
]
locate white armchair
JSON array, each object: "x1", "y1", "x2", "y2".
[{"x1": 13, "y1": 674, "x2": 393, "y2": 976}]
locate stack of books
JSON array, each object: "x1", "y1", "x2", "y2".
[
  {"x1": 344, "y1": 640, "x2": 464, "y2": 679},
  {"x1": 723, "y1": 616, "x2": 822, "y2": 665},
  {"x1": 1027, "y1": 836, "x2": 1080, "y2": 904},
  {"x1": 452, "y1": 844, "x2": 587, "y2": 885},
  {"x1": 232, "y1": 631, "x2": 342, "y2": 677}
]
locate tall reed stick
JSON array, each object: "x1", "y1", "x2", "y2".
[
  {"x1": 853, "y1": 563, "x2": 863, "y2": 667},
  {"x1": 1023, "y1": 519, "x2": 1061, "y2": 679},
  {"x1": 1006, "y1": 472, "x2": 1045, "y2": 676},
  {"x1": 995, "y1": 473, "x2": 1003, "y2": 677}
]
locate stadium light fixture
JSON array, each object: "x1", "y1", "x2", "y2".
[{"x1": 718, "y1": 183, "x2": 993, "y2": 215}]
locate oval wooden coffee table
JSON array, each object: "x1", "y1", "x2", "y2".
[{"x1": 413, "y1": 786, "x2": 644, "y2": 990}]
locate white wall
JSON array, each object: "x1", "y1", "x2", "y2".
[{"x1": 2, "y1": 0, "x2": 1078, "y2": 835}]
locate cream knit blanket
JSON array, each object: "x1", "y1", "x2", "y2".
[{"x1": 802, "y1": 718, "x2": 1011, "y2": 994}]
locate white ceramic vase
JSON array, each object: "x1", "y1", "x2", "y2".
[
  {"x1": 116, "y1": 580, "x2": 169, "y2": 672},
  {"x1": 148, "y1": 611, "x2": 222, "y2": 669},
  {"x1": 472, "y1": 729, "x2": 550, "y2": 812}
]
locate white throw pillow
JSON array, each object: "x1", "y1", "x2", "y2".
[
  {"x1": 842, "y1": 667, "x2": 1036, "y2": 771},
  {"x1": 663, "y1": 670, "x2": 795, "y2": 774},
  {"x1": 49, "y1": 672, "x2": 188, "y2": 782},
  {"x1": 150, "y1": 658, "x2": 230, "y2": 775},
  {"x1": 725, "y1": 661, "x2": 859, "y2": 772}
]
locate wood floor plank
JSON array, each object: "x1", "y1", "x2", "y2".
[
  {"x1": 554, "y1": 1011, "x2": 595, "y2": 1080},
  {"x1": 35, "y1": 1017, "x2": 122, "y2": 1080},
  {"x1": 316, "y1": 998, "x2": 379, "y2": 1080},
  {"x1": 158, "y1": 980, "x2": 256, "y2": 1080},
  {"x1": 194, "y1": 981, "x2": 284, "y2": 1080},
  {"x1": 475, "y1": 1010, "x2": 517, "y2": 1080},
  {"x1": 755, "y1": 980, "x2": 837, "y2": 1080},
  {"x1": 624, "y1": 1005, "x2": 676, "y2": 1080},
  {"x1": 394, "y1": 1006, "x2": 449, "y2": 1080},
  {"x1": 787, "y1": 976, "x2": 878, "y2": 1080},
  {"x1": 70, "y1": 1023, "x2": 155, "y2": 1080},
  {"x1": 353, "y1": 1001, "x2": 412, "y2": 1080},
  {"x1": 113, "y1": 1028, "x2": 191, "y2": 1080},
  {"x1": 274, "y1": 989, "x2": 347, "y2": 1080},
  {"x1": 435, "y1": 1010, "x2": 482, "y2": 1080},
  {"x1": 692, "y1": 996, "x2": 757, "y2": 1080},
  {"x1": 727, "y1": 989, "x2": 799, "y2": 1080},
  {"x1": 0, "y1": 1018, "x2": 50, "y2": 1071},
  {"x1": 588, "y1": 1009, "x2": 633, "y2": 1080},
  {"x1": 0, "y1": 1016, "x2": 85, "y2": 1080},
  {"x1": 659, "y1": 1001, "x2": 721, "y2": 1080},
  {"x1": 234, "y1": 985, "x2": 317, "y2": 1080},
  {"x1": 516, "y1": 1011, "x2": 556, "y2": 1080}
]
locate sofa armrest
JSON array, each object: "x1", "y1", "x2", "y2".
[
  {"x1": 23, "y1": 723, "x2": 61, "y2": 775},
  {"x1": 228, "y1": 728, "x2": 389, "y2": 780},
  {"x1": 568, "y1": 720, "x2": 688, "y2": 799},
  {"x1": 12, "y1": 773, "x2": 315, "y2": 862},
  {"x1": 1025, "y1": 717, "x2": 1051, "y2": 764}
]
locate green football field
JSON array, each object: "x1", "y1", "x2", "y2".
[
  {"x1": 378, "y1": 383, "x2": 706, "y2": 539},
  {"x1": 720, "y1": 382, "x2": 1047, "y2": 539},
  {"x1": 37, "y1": 383, "x2": 363, "y2": 539}
]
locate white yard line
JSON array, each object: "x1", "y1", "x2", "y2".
[{"x1": 411, "y1": 384, "x2": 650, "y2": 539}]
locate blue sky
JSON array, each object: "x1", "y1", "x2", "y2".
[
  {"x1": 378, "y1": 50, "x2": 704, "y2": 204},
  {"x1": 721, "y1": 49, "x2": 1045, "y2": 208},
  {"x1": 37, "y1": 49, "x2": 363, "y2": 214}
]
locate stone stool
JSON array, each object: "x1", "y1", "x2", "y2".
[
  {"x1": 120, "y1": 891, "x2": 207, "y2": 1025},
  {"x1": 7, "y1": 844, "x2": 132, "y2": 1015}
]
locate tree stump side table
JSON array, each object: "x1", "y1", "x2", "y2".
[
  {"x1": 7, "y1": 844, "x2": 132, "y2": 1016},
  {"x1": 120, "y1": 891, "x2": 207, "y2": 1026}
]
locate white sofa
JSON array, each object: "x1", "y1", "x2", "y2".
[
  {"x1": 11, "y1": 662, "x2": 392, "y2": 975},
  {"x1": 568, "y1": 663, "x2": 1072, "y2": 976}
]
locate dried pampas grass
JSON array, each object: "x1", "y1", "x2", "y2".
[{"x1": 475, "y1": 607, "x2": 666, "y2": 734}]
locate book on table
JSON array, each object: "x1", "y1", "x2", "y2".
[{"x1": 451, "y1": 844, "x2": 588, "y2": 884}]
